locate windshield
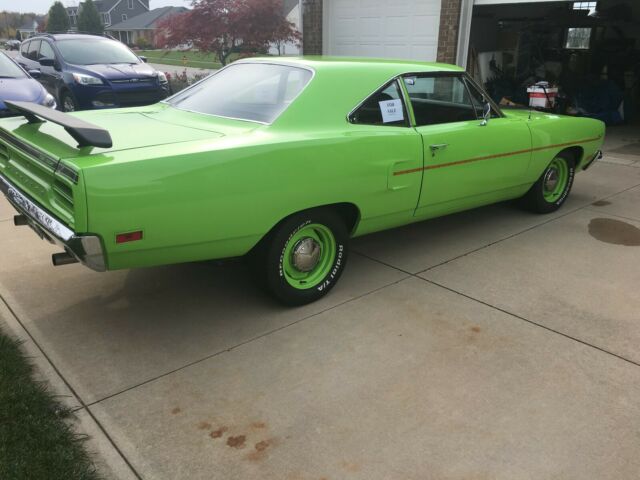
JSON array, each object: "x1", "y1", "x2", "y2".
[
  {"x1": 167, "y1": 63, "x2": 313, "y2": 124},
  {"x1": 0, "y1": 53, "x2": 26, "y2": 78},
  {"x1": 56, "y1": 38, "x2": 140, "y2": 65}
]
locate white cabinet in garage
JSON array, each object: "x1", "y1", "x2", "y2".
[{"x1": 324, "y1": 0, "x2": 441, "y2": 61}]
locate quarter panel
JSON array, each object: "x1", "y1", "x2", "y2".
[
  {"x1": 521, "y1": 113, "x2": 605, "y2": 179},
  {"x1": 83, "y1": 127, "x2": 423, "y2": 269}
]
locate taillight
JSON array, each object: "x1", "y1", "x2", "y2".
[{"x1": 116, "y1": 231, "x2": 143, "y2": 244}]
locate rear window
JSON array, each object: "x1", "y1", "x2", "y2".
[{"x1": 167, "y1": 63, "x2": 313, "y2": 124}]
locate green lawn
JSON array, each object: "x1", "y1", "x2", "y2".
[
  {"x1": 137, "y1": 49, "x2": 222, "y2": 69},
  {"x1": 0, "y1": 333, "x2": 100, "y2": 480}
]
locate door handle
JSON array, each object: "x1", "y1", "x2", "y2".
[{"x1": 429, "y1": 143, "x2": 448, "y2": 156}]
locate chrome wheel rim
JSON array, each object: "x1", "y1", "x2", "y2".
[{"x1": 291, "y1": 237, "x2": 321, "y2": 272}]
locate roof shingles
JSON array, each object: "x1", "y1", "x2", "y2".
[{"x1": 106, "y1": 6, "x2": 187, "y2": 30}]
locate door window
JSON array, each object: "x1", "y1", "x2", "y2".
[
  {"x1": 38, "y1": 41, "x2": 55, "y2": 61},
  {"x1": 27, "y1": 40, "x2": 41, "y2": 61},
  {"x1": 349, "y1": 80, "x2": 408, "y2": 127},
  {"x1": 403, "y1": 74, "x2": 477, "y2": 126}
]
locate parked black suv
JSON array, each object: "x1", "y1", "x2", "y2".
[{"x1": 16, "y1": 33, "x2": 170, "y2": 112}]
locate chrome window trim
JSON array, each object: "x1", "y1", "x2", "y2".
[
  {"x1": 398, "y1": 71, "x2": 505, "y2": 126},
  {"x1": 346, "y1": 75, "x2": 412, "y2": 128},
  {"x1": 462, "y1": 73, "x2": 504, "y2": 118},
  {"x1": 162, "y1": 61, "x2": 316, "y2": 126}
]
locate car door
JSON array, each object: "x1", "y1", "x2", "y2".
[
  {"x1": 402, "y1": 73, "x2": 532, "y2": 218},
  {"x1": 346, "y1": 79, "x2": 424, "y2": 233},
  {"x1": 35, "y1": 40, "x2": 60, "y2": 96}
]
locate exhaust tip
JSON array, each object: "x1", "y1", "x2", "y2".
[
  {"x1": 13, "y1": 215, "x2": 28, "y2": 226},
  {"x1": 52, "y1": 252, "x2": 79, "y2": 267}
]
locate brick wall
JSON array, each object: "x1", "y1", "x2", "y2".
[
  {"x1": 302, "y1": 0, "x2": 323, "y2": 55},
  {"x1": 436, "y1": 0, "x2": 462, "y2": 64}
]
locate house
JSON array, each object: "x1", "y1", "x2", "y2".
[
  {"x1": 67, "y1": 0, "x2": 150, "y2": 31},
  {"x1": 105, "y1": 6, "x2": 188, "y2": 47},
  {"x1": 268, "y1": 0, "x2": 302, "y2": 55},
  {"x1": 17, "y1": 19, "x2": 39, "y2": 40}
]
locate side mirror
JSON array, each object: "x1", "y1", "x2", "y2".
[
  {"x1": 139, "y1": 56, "x2": 147, "y2": 63},
  {"x1": 28, "y1": 69, "x2": 41, "y2": 78},
  {"x1": 480, "y1": 101, "x2": 491, "y2": 126},
  {"x1": 39, "y1": 58, "x2": 55, "y2": 67}
]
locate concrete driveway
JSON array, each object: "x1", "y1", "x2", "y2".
[{"x1": 1, "y1": 125, "x2": 640, "y2": 479}]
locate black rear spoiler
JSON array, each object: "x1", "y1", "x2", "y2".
[{"x1": 5, "y1": 101, "x2": 113, "y2": 149}]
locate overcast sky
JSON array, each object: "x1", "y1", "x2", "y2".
[{"x1": 0, "y1": 0, "x2": 191, "y2": 15}]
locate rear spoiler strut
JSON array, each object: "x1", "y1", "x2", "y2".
[{"x1": 5, "y1": 100, "x2": 113, "y2": 149}]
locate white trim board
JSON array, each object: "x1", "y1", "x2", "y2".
[{"x1": 474, "y1": 0, "x2": 573, "y2": 5}]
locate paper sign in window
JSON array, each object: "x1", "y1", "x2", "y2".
[{"x1": 379, "y1": 99, "x2": 404, "y2": 123}]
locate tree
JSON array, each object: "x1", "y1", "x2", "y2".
[
  {"x1": 159, "y1": 0, "x2": 300, "y2": 66},
  {"x1": 46, "y1": 2, "x2": 70, "y2": 33},
  {"x1": 77, "y1": 0, "x2": 103, "y2": 35}
]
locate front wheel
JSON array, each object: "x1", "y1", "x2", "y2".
[
  {"x1": 520, "y1": 153, "x2": 575, "y2": 214},
  {"x1": 60, "y1": 91, "x2": 77, "y2": 112},
  {"x1": 259, "y1": 209, "x2": 349, "y2": 306}
]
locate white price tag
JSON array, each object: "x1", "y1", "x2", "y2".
[{"x1": 379, "y1": 99, "x2": 404, "y2": 123}]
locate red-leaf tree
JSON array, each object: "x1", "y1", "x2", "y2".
[{"x1": 158, "y1": 0, "x2": 300, "y2": 66}]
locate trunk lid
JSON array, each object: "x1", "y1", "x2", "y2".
[{"x1": 0, "y1": 103, "x2": 259, "y2": 230}]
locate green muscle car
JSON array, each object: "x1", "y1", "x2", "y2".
[{"x1": 0, "y1": 58, "x2": 604, "y2": 305}]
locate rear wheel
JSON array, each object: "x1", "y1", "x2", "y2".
[
  {"x1": 258, "y1": 209, "x2": 348, "y2": 305},
  {"x1": 520, "y1": 153, "x2": 575, "y2": 213}
]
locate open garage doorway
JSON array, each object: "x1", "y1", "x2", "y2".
[{"x1": 465, "y1": 0, "x2": 639, "y2": 128}]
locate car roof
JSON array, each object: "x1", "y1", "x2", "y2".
[
  {"x1": 240, "y1": 56, "x2": 464, "y2": 76},
  {"x1": 225, "y1": 57, "x2": 466, "y2": 129},
  {"x1": 28, "y1": 33, "x2": 112, "y2": 42}
]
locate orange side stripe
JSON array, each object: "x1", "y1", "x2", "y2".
[{"x1": 393, "y1": 136, "x2": 602, "y2": 176}]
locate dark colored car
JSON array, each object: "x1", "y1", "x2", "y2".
[
  {"x1": 5, "y1": 40, "x2": 21, "y2": 51},
  {"x1": 0, "y1": 51, "x2": 56, "y2": 117},
  {"x1": 15, "y1": 33, "x2": 170, "y2": 112}
]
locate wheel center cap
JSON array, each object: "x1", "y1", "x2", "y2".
[
  {"x1": 291, "y1": 237, "x2": 321, "y2": 272},
  {"x1": 544, "y1": 168, "x2": 559, "y2": 192}
]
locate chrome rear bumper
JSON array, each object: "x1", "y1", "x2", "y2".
[
  {"x1": 0, "y1": 173, "x2": 105, "y2": 271},
  {"x1": 582, "y1": 149, "x2": 603, "y2": 171}
]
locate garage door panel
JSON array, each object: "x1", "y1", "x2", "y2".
[{"x1": 326, "y1": 0, "x2": 441, "y2": 61}]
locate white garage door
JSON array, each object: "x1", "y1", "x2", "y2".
[{"x1": 324, "y1": 0, "x2": 441, "y2": 61}]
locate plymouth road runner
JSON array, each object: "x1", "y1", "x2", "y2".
[{"x1": 0, "y1": 58, "x2": 604, "y2": 305}]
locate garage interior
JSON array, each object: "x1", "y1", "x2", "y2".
[{"x1": 467, "y1": 0, "x2": 639, "y2": 128}]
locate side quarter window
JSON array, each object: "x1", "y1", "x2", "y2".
[
  {"x1": 403, "y1": 74, "x2": 477, "y2": 126},
  {"x1": 349, "y1": 80, "x2": 408, "y2": 127}
]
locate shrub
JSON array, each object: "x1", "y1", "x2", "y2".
[{"x1": 165, "y1": 70, "x2": 209, "y2": 94}]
